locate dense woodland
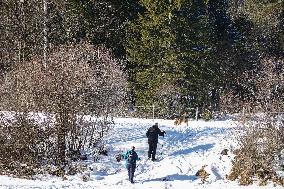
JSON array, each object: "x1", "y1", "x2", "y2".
[
  {"x1": 0, "y1": 0, "x2": 284, "y2": 184},
  {"x1": 1, "y1": 0, "x2": 283, "y2": 117}
]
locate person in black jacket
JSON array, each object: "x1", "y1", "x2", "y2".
[{"x1": 146, "y1": 123, "x2": 166, "y2": 161}]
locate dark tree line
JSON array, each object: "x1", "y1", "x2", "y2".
[
  {"x1": 2, "y1": 0, "x2": 282, "y2": 117},
  {"x1": 126, "y1": 0, "x2": 283, "y2": 117}
]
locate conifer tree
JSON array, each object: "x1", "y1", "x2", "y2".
[
  {"x1": 126, "y1": 0, "x2": 183, "y2": 116},
  {"x1": 127, "y1": 0, "x2": 217, "y2": 116},
  {"x1": 173, "y1": 0, "x2": 217, "y2": 111}
]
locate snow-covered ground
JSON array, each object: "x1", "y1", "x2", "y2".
[{"x1": 0, "y1": 118, "x2": 282, "y2": 189}]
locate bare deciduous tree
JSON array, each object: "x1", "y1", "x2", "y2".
[{"x1": 0, "y1": 42, "x2": 128, "y2": 175}]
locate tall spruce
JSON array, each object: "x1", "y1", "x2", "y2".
[
  {"x1": 127, "y1": 0, "x2": 218, "y2": 117},
  {"x1": 207, "y1": 0, "x2": 260, "y2": 110},
  {"x1": 173, "y1": 0, "x2": 217, "y2": 111},
  {"x1": 223, "y1": 0, "x2": 284, "y2": 108},
  {"x1": 126, "y1": 0, "x2": 183, "y2": 117},
  {"x1": 66, "y1": 0, "x2": 144, "y2": 59}
]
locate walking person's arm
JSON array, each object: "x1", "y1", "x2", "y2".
[
  {"x1": 121, "y1": 151, "x2": 129, "y2": 159},
  {"x1": 158, "y1": 128, "x2": 166, "y2": 137},
  {"x1": 135, "y1": 152, "x2": 141, "y2": 161}
]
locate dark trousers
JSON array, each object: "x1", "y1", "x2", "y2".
[
  {"x1": 148, "y1": 141, "x2": 157, "y2": 160},
  {"x1": 127, "y1": 163, "x2": 136, "y2": 183}
]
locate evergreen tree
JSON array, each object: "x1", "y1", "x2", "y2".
[
  {"x1": 231, "y1": 0, "x2": 283, "y2": 57},
  {"x1": 126, "y1": 0, "x2": 183, "y2": 117},
  {"x1": 207, "y1": 0, "x2": 260, "y2": 109},
  {"x1": 127, "y1": 0, "x2": 217, "y2": 116},
  {"x1": 215, "y1": 0, "x2": 283, "y2": 111},
  {"x1": 173, "y1": 0, "x2": 218, "y2": 111},
  {"x1": 66, "y1": 0, "x2": 144, "y2": 59}
]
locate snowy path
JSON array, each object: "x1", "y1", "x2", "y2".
[{"x1": 0, "y1": 118, "x2": 282, "y2": 189}]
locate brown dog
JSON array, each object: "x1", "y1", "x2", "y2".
[{"x1": 174, "y1": 115, "x2": 188, "y2": 126}]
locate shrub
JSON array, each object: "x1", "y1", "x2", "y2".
[
  {"x1": 201, "y1": 109, "x2": 213, "y2": 121},
  {"x1": 225, "y1": 57, "x2": 284, "y2": 186},
  {"x1": 0, "y1": 42, "x2": 128, "y2": 176},
  {"x1": 227, "y1": 120, "x2": 284, "y2": 186}
]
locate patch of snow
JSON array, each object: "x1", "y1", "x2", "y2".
[{"x1": 0, "y1": 117, "x2": 282, "y2": 189}]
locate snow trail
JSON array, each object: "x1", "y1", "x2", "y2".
[{"x1": 0, "y1": 118, "x2": 282, "y2": 189}]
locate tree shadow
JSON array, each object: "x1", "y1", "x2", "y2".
[
  {"x1": 163, "y1": 127, "x2": 229, "y2": 144},
  {"x1": 170, "y1": 143, "x2": 215, "y2": 156},
  {"x1": 142, "y1": 173, "x2": 198, "y2": 182}
]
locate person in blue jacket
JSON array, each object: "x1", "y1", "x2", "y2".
[{"x1": 122, "y1": 146, "x2": 140, "y2": 183}]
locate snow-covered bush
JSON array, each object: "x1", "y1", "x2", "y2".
[
  {"x1": 0, "y1": 42, "x2": 128, "y2": 176},
  {"x1": 227, "y1": 120, "x2": 284, "y2": 186},
  {"x1": 225, "y1": 57, "x2": 284, "y2": 186},
  {"x1": 0, "y1": 113, "x2": 55, "y2": 177}
]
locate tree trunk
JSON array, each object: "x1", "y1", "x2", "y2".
[{"x1": 57, "y1": 110, "x2": 66, "y2": 166}]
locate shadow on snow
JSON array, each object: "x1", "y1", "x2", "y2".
[
  {"x1": 142, "y1": 173, "x2": 198, "y2": 182},
  {"x1": 170, "y1": 143, "x2": 215, "y2": 156}
]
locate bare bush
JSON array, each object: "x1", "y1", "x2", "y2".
[
  {"x1": 0, "y1": 112, "x2": 56, "y2": 177},
  {"x1": 195, "y1": 165, "x2": 210, "y2": 183},
  {"x1": 227, "y1": 119, "x2": 284, "y2": 186},
  {"x1": 224, "y1": 57, "x2": 284, "y2": 186},
  {"x1": 0, "y1": 42, "x2": 128, "y2": 176}
]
